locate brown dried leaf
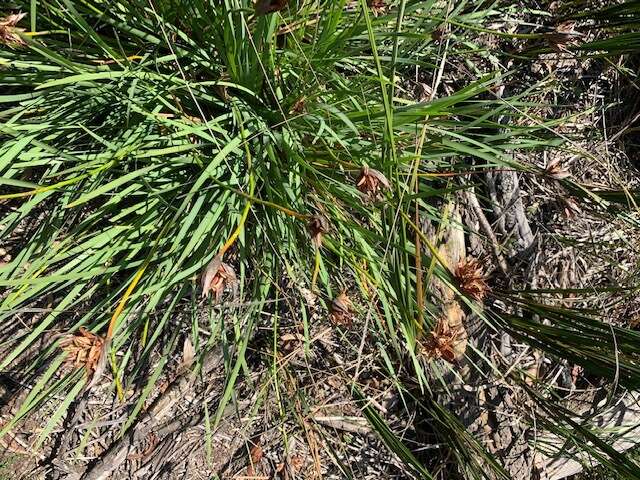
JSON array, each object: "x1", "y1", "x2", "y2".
[
  {"x1": 0, "y1": 12, "x2": 27, "y2": 47},
  {"x1": 250, "y1": 444, "x2": 263, "y2": 464},
  {"x1": 255, "y1": 0, "x2": 289, "y2": 16},
  {"x1": 308, "y1": 215, "x2": 329, "y2": 248},
  {"x1": 454, "y1": 257, "x2": 489, "y2": 301},
  {"x1": 201, "y1": 254, "x2": 237, "y2": 301},
  {"x1": 247, "y1": 443, "x2": 264, "y2": 476},
  {"x1": 290, "y1": 455, "x2": 305, "y2": 472}
]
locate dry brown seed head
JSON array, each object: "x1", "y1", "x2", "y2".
[
  {"x1": 421, "y1": 319, "x2": 466, "y2": 363},
  {"x1": 356, "y1": 166, "x2": 390, "y2": 198},
  {"x1": 454, "y1": 257, "x2": 489, "y2": 301},
  {"x1": 0, "y1": 12, "x2": 27, "y2": 47},
  {"x1": 59, "y1": 327, "x2": 105, "y2": 377}
]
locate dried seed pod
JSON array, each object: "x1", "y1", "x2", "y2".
[
  {"x1": 201, "y1": 254, "x2": 238, "y2": 300},
  {"x1": 356, "y1": 166, "x2": 390, "y2": 198},
  {"x1": 308, "y1": 214, "x2": 329, "y2": 248},
  {"x1": 0, "y1": 12, "x2": 27, "y2": 47},
  {"x1": 59, "y1": 328, "x2": 105, "y2": 377},
  {"x1": 330, "y1": 292, "x2": 353, "y2": 326},
  {"x1": 544, "y1": 158, "x2": 571, "y2": 180},
  {"x1": 454, "y1": 257, "x2": 489, "y2": 301}
]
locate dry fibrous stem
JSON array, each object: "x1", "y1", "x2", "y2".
[
  {"x1": 464, "y1": 189, "x2": 509, "y2": 276},
  {"x1": 201, "y1": 253, "x2": 238, "y2": 300},
  {"x1": 454, "y1": 257, "x2": 489, "y2": 301}
]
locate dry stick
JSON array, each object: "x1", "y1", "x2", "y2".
[
  {"x1": 80, "y1": 346, "x2": 224, "y2": 480},
  {"x1": 465, "y1": 188, "x2": 509, "y2": 276}
]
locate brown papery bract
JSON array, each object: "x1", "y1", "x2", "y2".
[
  {"x1": 59, "y1": 327, "x2": 105, "y2": 377},
  {"x1": 201, "y1": 254, "x2": 238, "y2": 301},
  {"x1": 454, "y1": 257, "x2": 489, "y2": 301},
  {"x1": 356, "y1": 166, "x2": 390, "y2": 199}
]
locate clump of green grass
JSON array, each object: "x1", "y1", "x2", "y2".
[{"x1": 1, "y1": 0, "x2": 640, "y2": 478}]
